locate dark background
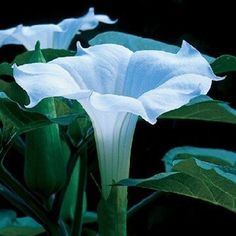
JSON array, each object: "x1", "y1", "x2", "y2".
[
  {"x1": 1, "y1": 1, "x2": 236, "y2": 235},
  {"x1": 1, "y1": 0, "x2": 235, "y2": 56}
]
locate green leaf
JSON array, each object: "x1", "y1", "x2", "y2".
[
  {"x1": 0, "y1": 62, "x2": 12, "y2": 76},
  {"x1": 67, "y1": 102, "x2": 91, "y2": 146},
  {"x1": 83, "y1": 211, "x2": 97, "y2": 223},
  {"x1": 211, "y1": 54, "x2": 236, "y2": 74},
  {"x1": 119, "y1": 158, "x2": 236, "y2": 213},
  {"x1": 53, "y1": 98, "x2": 88, "y2": 126},
  {"x1": 159, "y1": 95, "x2": 236, "y2": 124},
  {"x1": 0, "y1": 93, "x2": 86, "y2": 138},
  {"x1": 162, "y1": 146, "x2": 236, "y2": 172},
  {"x1": 89, "y1": 31, "x2": 214, "y2": 63},
  {"x1": 0, "y1": 93, "x2": 50, "y2": 143},
  {"x1": 0, "y1": 80, "x2": 29, "y2": 105},
  {"x1": 0, "y1": 209, "x2": 44, "y2": 236}
]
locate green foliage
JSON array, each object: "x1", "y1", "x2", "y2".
[
  {"x1": 160, "y1": 95, "x2": 236, "y2": 124},
  {"x1": 83, "y1": 212, "x2": 97, "y2": 224},
  {"x1": 0, "y1": 80, "x2": 29, "y2": 105},
  {"x1": 119, "y1": 157, "x2": 236, "y2": 213},
  {"x1": 14, "y1": 48, "x2": 75, "y2": 65},
  {"x1": 0, "y1": 62, "x2": 12, "y2": 76},
  {"x1": 0, "y1": 209, "x2": 44, "y2": 236},
  {"x1": 24, "y1": 120, "x2": 68, "y2": 197},
  {"x1": 211, "y1": 54, "x2": 236, "y2": 74},
  {"x1": 162, "y1": 146, "x2": 236, "y2": 172},
  {"x1": 0, "y1": 94, "x2": 86, "y2": 139},
  {"x1": 97, "y1": 187, "x2": 127, "y2": 236},
  {"x1": 0, "y1": 93, "x2": 50, "y2": 144}
]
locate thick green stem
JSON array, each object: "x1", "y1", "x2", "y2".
[{"x1": 97, "y1": 187, "x2": 127, "y2": 236}]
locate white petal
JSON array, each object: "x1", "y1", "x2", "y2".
[
  {"x1": 1, "y1": 8, "x2": 116, "y2": 50},
  {"x1": 94, "y1": 14, "x2": 118, "y2": 25},
  {"x1": 13, "y1": 63, "x2": 91, "y2": 107},
  {"x1": 89, "y1": 92, "x2": 147, "y2": 118},
  {"x1": 51, "y1": 43, "x2": 132, "y2": 94},
  {"x1": 139, "y1": 74, "x2": 212, "y2": 124},
  {"x1": 80, "y1": 103, "x2": 137, "y2": 199},
  {"x1": 55, "y1": 8, "x2": 116, "y2": 49},
  {"x1": 123, "y1": 40, "x2": 222, "y2": 98},
  {"x1": 87, "y1": 74, "x2": 211, "y2": 124},
  {"x1": 0, "y1": 24, "x2": 62, "y2": 50},
  {"x1": 0, "y1": 25, "x2": 20, "y2": 46},
  {"x1": 79, "y1": 8, "x2": 117, "y2": 31}
]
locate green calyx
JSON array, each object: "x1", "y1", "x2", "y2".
[{"x1": 24, "y1": 42, "x2": 67, "y2": 197}]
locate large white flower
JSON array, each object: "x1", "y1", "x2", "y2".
[
  {"x1": 0, "y1": 8, "x2": 116, "y2": 50},
  {"x1": 13, "y1": 41, "x2": 222, "y2": 199}
]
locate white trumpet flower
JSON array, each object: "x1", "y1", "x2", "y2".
[
  {"x1": 0, "y1": 8, "x2": 116, "y2": 50},
  {"x1": 13, "y1": 41, "x2": 222, "y2": 199}
]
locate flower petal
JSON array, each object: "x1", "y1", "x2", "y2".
[
  {"x1": 79, "y1": 8, "x2": 117, "y2": 31},
  {"x1": 54, "y1": 8, "x2": 117, "y2": 49},
  {"x1": 85, "y1": 74, "x2": 212, "y2": 124},
  {"x1": 51, "y1": 43, "x2": 132, "y2": 94},
  {"x1": 0, "y1": 26, "x2": 20, "y2": 46},
  {"x1": 0, "y1": 24, "x2": 62, "y2": 50},
  {"x1": 139, "y1": 74, "x2": 212, "y2": 124},
  {"x1": 123, "y1": 40, "x2": 222, "y2": 98},
  {"x1": 89, "y1": 92, "x2": 147, "y2": 117},
  {"x1": 13, "y1": 63, "x2": 91, "y2": 107}
]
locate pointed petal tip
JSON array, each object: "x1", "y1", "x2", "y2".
[
  {"x1": 88, "y1": 7, "x2": 95, "y2": 14},
  {"x1": 12, "y1": 63, "x2": 18, "y2": 72},
  {"x1": 25, "y1": 103, "x2": 35, "y2": 109},
  {"x1": 76, "y1": 41, "x2": 88, "y2": 55},
  {"x1": 215, "y1": 75, "x2": 227, "y2": 81},
  {"x1": 178, "y1": 40, "x2": 200, "y2": 56}
]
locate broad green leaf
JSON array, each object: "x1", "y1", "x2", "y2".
[
  {"x1": 119, "y1": 158, "x2": 236, "y2": 213},
  {"x1": 159, "y1": 95, "x2": 236, "y2": 124},
  {"x1": 0, "y1": 62, "x2": 12, "y2": 76},
  {"x1": 89, "y1": 31, "x2": 214, "y2": 63},
  {"x1": 0, "y1": 209, "x2": 44, "y2": 236},
  {"x1": 0, "y1": 92, "x2": 50, "y2": 142},
  {"x1": 211, "y1": 54, "x2": 236, "y2": 74},
  {"x1": 0, "y1": 93, "x2": 86, "y2": 138},
  {"x1": 0, "y1": 80, "x2": 29, "y2": 105},
  {"x1": 162, "y1": 146, "x2": 236, "y2": 172}
]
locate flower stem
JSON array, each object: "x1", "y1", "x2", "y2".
[{"x1": 97, "y1": 187, "x2": 127, "y2": 236}]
